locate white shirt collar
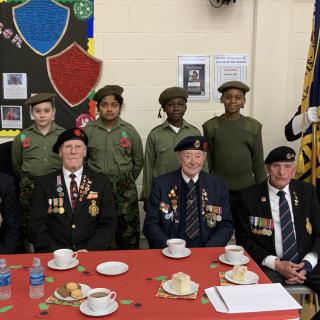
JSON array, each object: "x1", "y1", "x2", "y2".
[
  {"x1": 63, "y1": 166, "x2": 83, "y2": 180},
  {"x1": 181, "y1": 169, "x2": 199, "y2": 184}
]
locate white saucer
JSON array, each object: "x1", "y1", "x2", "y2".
[
  {"x1": 162, "y1": 279, "x2": 198, "y2": 296},
  {"x1": 162, "y1": 247, "x2": 191, "y2": 259},
  {"x1": 96, "y1": 261, "x2": 129, "y2": 276},
  {"x1": 54, "y1": 283, "x2": 91, "y2": 301},
  {"x1": 224, "y1": 270, "x2": 259, "y2": 285},
  {"x1": 80, "y1": 300, "x2": 118, "y2": 317},
  {"x1": 218, "y1": 254, "x2": 249, "y2": 266},
  {"x1": 47, "y1": 258, "x2": 79, "y2": 270}
]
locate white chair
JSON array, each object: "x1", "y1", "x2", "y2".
[{"x1": 285, "y1": 285, "x2": 319, "y2": 313}]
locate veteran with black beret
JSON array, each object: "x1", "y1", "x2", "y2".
[
  {"x1": 29, "y1": 127, "x2": 117, "y2": 253},
  {"x1": 11, "y1": 92, "x2": 64, "y2": 251},
  {"x1": 143, "y1": 136, "x2": 233, "y2": 249},
  {"x1": 237, "y1": 145, "x2": 320, "y2": 294}
]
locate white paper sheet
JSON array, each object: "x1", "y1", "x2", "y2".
[{"x1": 205, "y1": 283, "x2": 301, "y2": 313}]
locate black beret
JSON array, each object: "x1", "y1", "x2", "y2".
[
  {"x1": 159, "y1": 87, "x2": 188, "y2": 107},
  {"x1": 265, "y1": 146, "x2": 296, "y2": 164},
  {"x1": 25, "y1": 93, "x2": 56, "y2": 106},
  {"x1": 218, "y1": 81, "x2": 250, "y2": 94},
  {"x1": 93, "y1": 85, "x2": 124, "y2": 102},
  {"x1": 52, "y1": 128, "x2": 88, "y2": 153},
  {"x1": 174, "y1": 136, "x2": 208, "y2": 152}
]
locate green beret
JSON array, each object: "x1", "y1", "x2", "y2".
[
  {"x1": 159, "y1": 87, "x2": 188, "y2": 107},
  {"x1": 93, "y1": 85, "x2": 124, "y2": 103},
  {"x1": 265, "y1": 146, "x2": 296, "y2": 164},
  {"x1": 25, "y1": 93, "x2": 56, "y2": 106},
  {"x1": 218, "y1": 81, "x2": 250, "y2": 94}
]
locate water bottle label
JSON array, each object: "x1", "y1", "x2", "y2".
[
  {"x1": 0, "y1": 274, "x2": 11, "y2": 286},
  {"x1": 30, "y1": 274, "x2": 44, "y2": 286}
]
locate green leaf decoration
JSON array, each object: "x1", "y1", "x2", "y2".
[
  {"x1": 77, "y1": 266, "x2": 86, "y2": 272},
  {"x1": 20, "y1": 134, "x2": 26, "y2": 141},
  {"x1": 201, "y1": 297, "x2": 209, "y2": 304},
  {"x1": 210, "y1": 262, "x2": 218, "y2": 269},
  {"x1": 155, "y1": 275, "x2": 167, "y2": 281},
  {"x1": 121, "y1": 130, "x2": 128, "y2": 138},
  {"x1": 8, "y1": 265, "x2": 23, "y2": 269},
  {"x1": 38, "y1": 303, "x2": 49, "y2": 311},
  {"x1": 0, "y1": 305, "x2": 13, "y2": 313},
  {"x1": 45, "y1": 277, "x2": 54, "y2": 283},
  {"x1": 120, "y1": 299, "x2": 133, "y2": 305}
]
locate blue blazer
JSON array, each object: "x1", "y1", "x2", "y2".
[{"x1": 143, "y1": 169, "x2": 234, "y2": 248}]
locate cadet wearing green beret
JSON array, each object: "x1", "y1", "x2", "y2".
[
  {"x1": 11, "y1": 93, "x2": 64, "y2": 251},
  {"x1": 141, "y1": 86, "x2": 207, "y2": 204},
  {"x1": 84, "y1": 85, "x2": 143, "y2": 249},
  {"x1": 203, "y1": 81, "x2": 266, "y2": 242}
]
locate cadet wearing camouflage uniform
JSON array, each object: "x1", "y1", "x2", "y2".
[
  {"x1": 203, "y1": 81, "x2": 266, "y2": 241},
  {"x1": 140, "y1": 87, "x2": 205, "y2": 203},
  {"x1": 11, "y1": 93, "x2": 64, "y2": 250},
  {"x1": 84, "y1": 85, "x2": 143, "y2": 249}
]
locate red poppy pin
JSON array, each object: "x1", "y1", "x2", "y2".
[
  {"x1": 22, "y1": 137, "x2": 31, "y2": 149},
  {"x1": 119, "y1": 131, "x2": 130, "y2": 148},
  {"x1": 74, "y1": 129, "x2": 82, "y2": 137}
]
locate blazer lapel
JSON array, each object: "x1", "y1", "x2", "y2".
[{"x1": 289, "y1": 181, "x2": 303, "y2": 243}]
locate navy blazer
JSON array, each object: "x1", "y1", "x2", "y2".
[
  {"x1": 29, "y1": 168, "x2": 117, "y2": 252},
  {"x1": 143, "y1": 169, "x2": 234, "y2": 248},
  {"x1": 0, "y1": 173, "x2": 22, "y2": 253},
  {"x1": 237, "y1": 179, "x2": 320, "y2": 272}
]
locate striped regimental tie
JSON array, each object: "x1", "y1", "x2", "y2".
[
  {"x1": 185, "y1": 179, "x2": 200, "y2": 239},
  {"x1": 277, "y1": 190, "x2": 299, "y2": 263},
  {"x1": 69, "y1": 173, "x2": 78, "y2": 210}
]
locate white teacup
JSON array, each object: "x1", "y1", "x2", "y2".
[
  {"x1": 53, "y1": 249, "x2": 78, "y2": 267},
  {"x1": 225, "y1": 245, "x2": 244, "y2": 264},
  {"x1": 166, "y1": 238, "x2": 186, "y2": 256},
  {"x1": 87, "y1": 288, "x2": 117, "y2": 312}
]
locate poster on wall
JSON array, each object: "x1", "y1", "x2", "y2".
[
  {"x1": 178, "y1": 55, "x2": 210, "y2": 101},
  {"x1": 214, "y1": 54, "x2": 248, "y2": 102},
  {"x1": 0, "y1": 0, "x2": 98, "y2": 136},
  {"x1": 1, "y1": 105, "x2": 22, "y2": 129}
]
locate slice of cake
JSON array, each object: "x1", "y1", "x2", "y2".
[
  {"x1": 232, "y1": 265, "x2": 247, "y2": 282},
  {"x1": 171, "y1": 272, "x2": 191, "y2": 294}
]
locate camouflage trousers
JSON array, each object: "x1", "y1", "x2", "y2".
[
  {"x1": 20, "y1": 175, "x2": 35, "y2": 252},
  {"x1": 108, "y1": 172, "x2": 140, "y2": 249}
]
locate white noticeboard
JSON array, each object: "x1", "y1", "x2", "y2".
[{"x1": 214, "y1": 54, "x2": 248, "y2": 102}]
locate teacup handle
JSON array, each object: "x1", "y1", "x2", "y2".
[
  {"x1": 109, "y1": 291, "x2": 117, "y2": 302},
  {"x1": 166, "y1": 240, "x2": 170, "y2": 247},
  {"x1": 71, "y1": 252, "x2": 78, "y2": 262}
]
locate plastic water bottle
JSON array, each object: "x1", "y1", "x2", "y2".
[
  {"x1": 0, "y1": 258, "x2": 11, "y2": 300},
  {"x1": 29, "y1": 257, "x2": 44, "y2": 298}
]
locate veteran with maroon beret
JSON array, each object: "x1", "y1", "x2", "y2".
[
  {"x1": 143, "y1": 136, "x2": 234, "y2": 249},
  {"x1": 29, "y1": 128, "x2": 117, "y2": 253}
]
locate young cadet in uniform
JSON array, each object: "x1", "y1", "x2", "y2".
[
  {"x1": 29, "y1": 128, "x2": 116, "y2": 252},
  {"x1": 203, "y1": 81, "x2": 266, "y2": 240},
  {"x1": 141, "y1": 87, "x2": 204, "y2": 205},
  {"x1": 11, "y1": 93, "x2": 64, "y2": 250},
  {"x1": 143, "y1": 136, "x2": 233, "y2": 248},
  {"x1": 84, "y1": 85, "x2": 143, "y2": 249}
]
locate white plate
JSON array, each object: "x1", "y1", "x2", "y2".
[
  {"x1": 80, "y1": 300, "x2": 118, "y2": 317},
  {"x1": 54, "y1": 283, "x2": 91, "y2": 301},
  {"x1": 162, "y1": 247, "x2": 191, "y2": 259},
  {"x1": 96, "y1": 261, "x2": 129, "y2": 276},
  {"x1": 47, "y1": 258, "x2": 79, "y2": 270},
  {"x1": 162, "y1": 279, "x2": 199, "y2": 296},
  {"x1": 218, "y1": 254, "x2": 249, "y2": 266},
  {"x1": 224, "y1": 270, "x2": 259, "y2": 285}
]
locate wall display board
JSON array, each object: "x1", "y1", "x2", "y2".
[{"x1": 0, "y1": 0, "x2": 99, "y2": 137}]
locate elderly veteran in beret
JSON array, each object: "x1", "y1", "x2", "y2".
[
  {"x1": 203, "y1": 80, "x2": 266, "y2": 241},
  {"x1": 141, "y1": 87, "x2": 206, "y2": 206},
  {"x1": 29, "y1": 128, "x2": 117, "y2": 252},
  {"x1": 143, "y1": 136, "x2": 233, "y2": 249},
  {"x1": 11, "y1": 93, "x2": 64, "y2": 251},
  {"x1": 237, "y1": 146, "x2": 320, "y2": 293},
  {"x1": 84, "y1": 85, "x2": 143, "y2": 249}
]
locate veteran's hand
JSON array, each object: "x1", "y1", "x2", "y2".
[
  {"x1": 285, "y1": 269, "x2": 308, "y2": 285},
  {"x1": 274, "y1": 260, "x2": 305, "y2": 280}
]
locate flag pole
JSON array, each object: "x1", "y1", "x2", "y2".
[{"x1": 311, "y1": 122, "x2": 317, "y2": 186}]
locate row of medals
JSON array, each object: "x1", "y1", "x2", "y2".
[
  {"x1": 252, "y1": 227, "x2": 273, "y2": 236},
  {"x1": 47, "y1": 176, "x2": 93, "y2": 214}
]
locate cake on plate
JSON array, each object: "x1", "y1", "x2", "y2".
[
  {"x1": 171, "y1": 272, "x2": 191, "y2": 294},
  {"x1": 232, "y1": 265, "x2": 247, "y2": 282}
]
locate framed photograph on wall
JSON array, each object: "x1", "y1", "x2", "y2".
[{"x1": 178, "y1": 55, "x2": 210, "y2": 101}]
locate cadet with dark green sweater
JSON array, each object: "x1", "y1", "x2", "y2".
[
  {"x1": 203, "y1": 81, "x2": 266, "y2": 241},
  {"x1": 140, "y1": 87, "x2": 204, "y2": 203},
  {"x1": 84, "y1": 85, "x2": 143, "y2": 249}
]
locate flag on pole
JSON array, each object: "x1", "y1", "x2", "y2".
[{"x1": 296, "y1": 0, "x2": 320, "y2": 182}]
